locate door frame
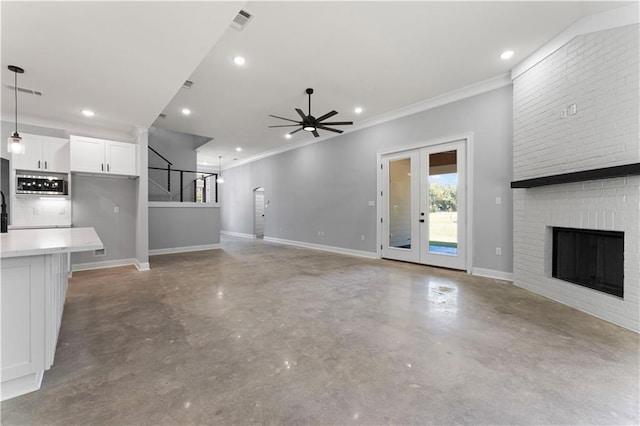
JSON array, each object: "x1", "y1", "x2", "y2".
[{"x1": 376, "y1": 132, "x2": 474, "y2": 273}]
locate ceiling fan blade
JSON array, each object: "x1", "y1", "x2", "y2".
[
  {"x1": 268, "y1": 124, "x2": 301, "y2": 128},
  {"x1": 290, "y1": 127, "x2": 304, "y2": 135},
  {"x1": 312, "y1": 130, "x2": 320, "y2": 138},
  {"x1": 295, "y1": 108, "x2": 307, "y2": 120},
  {"x1": 317, "y1": 125, "x2": 344, "y2": 134},
  {"x1": 316, "y1": 110, "x2": 338, "y2": 122},
  {"x1": 269, "y1": 114, "x2": 301, "y2": 124},
  {"x1": 320, "y1": 121, "x2": 353, "y2": 126}
]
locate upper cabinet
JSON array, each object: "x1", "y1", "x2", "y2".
[
  {"x1": 70, "y1": 136, "x2": 137, "y2": 177},
  {"x1": 12, "y1": 134, "x2": 69, "y2": 173}
]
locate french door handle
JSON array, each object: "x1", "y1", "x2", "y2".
[{"x1": 419, "y1": 219, "x2": 425, "y2": 223}]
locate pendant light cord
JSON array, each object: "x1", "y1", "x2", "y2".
[{"x1": 14, "y1": 70, "x2": 18, "y2": 134}]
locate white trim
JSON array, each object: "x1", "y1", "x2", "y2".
[
  {"x1": 263, "y1": 237, "x2": 378, "y2": 259},
  {"x1": 0, "y1": 371, "x2": 44, "y2": 401},
  {"x1": 512, "y1": 3, "x2": 639, "y2": 80},
  {"x1": 472, "y1": 268, "x2": 513, "y2": 282},
  {"x1": 221, "y1": 230, "x2": 257, "y2": 239},
  {"x1": 149, "y1": 244, "x2": 221, "y2": 256},
  {"x1": 223, "y1": 74, "x2": 511, "y2": 171},
  {"x1": 148, "y1": 201, "x2": 220, "y2": 208},
  {"x1": 376, "y1": 132, "x2": 474, "y2": 274},
  {"x1": 72, "y1": 258, "x2": 138, "y2": 272},
  {"x1": 134, "y1": 260, "x2": 150, "y2": 271}
]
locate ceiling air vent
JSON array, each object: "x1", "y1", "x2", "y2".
[
  {"x1": 6, "y1": 85, "x2": 42, "y2": 96},
  {"x1": 182, "y1": 80, "x2": 193, "y2": 89},
  {"x1": 230, "y1": 9, "x2": 253, "y2": 31},
  {"x1": 158, "y1": 113, "x2": 167, "y2": 119}
]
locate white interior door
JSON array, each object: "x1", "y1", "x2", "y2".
[
  {"x1": 254, "y1": 189, "x2": 265, "y2": 238},
  {"x1": 381, "y1": 140, "x2": 467, "y2": 270}
]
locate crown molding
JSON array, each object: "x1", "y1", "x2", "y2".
[
  {"x1": 223, "y1": 73, "x2": 511, "y2": 171},
  {"x1": 512, "y1": 3, "x2": 639, "y2": 80}
]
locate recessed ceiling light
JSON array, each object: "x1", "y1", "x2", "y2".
[
  {"x1": 235, "y1": 147, "x2": 242, "y2": 152},
  {"x1": 354, "y1": 107, "x2": 363, "y2": 114},
  {"x1": 81, "y1": 109, "x2": 95, "y2": 117},
  {"x1": 285, "y1": 134, "x2": 292, "y2": 139},
  {"x1": 202, "y1": 162, "x2": 208, "y2": 165},
  {"x1": 181, "y1": 108, "x2": 191, "y2": 115},
  {"x1": 500, "y1": 50, "x2": 514, "y2": 60},
  {"x1": 233, "y1": 56, "x2": 246, "y2": 66}
]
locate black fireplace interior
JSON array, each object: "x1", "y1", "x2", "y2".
[{"x1": 552, "y1": 227, "x2": 624, "y2": 298}]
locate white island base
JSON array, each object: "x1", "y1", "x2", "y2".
[{"x1": 1, "y1": 228, "x2": 103, "y2": 401}]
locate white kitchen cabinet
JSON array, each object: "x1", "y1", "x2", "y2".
[
  {"x1": 11, "y1": 134, "x2": 69, "y2": 173},
  {"x1": 106, "y1": 141, "x2": 136, "y2": 175},
  {"x1": 70, "y1": 135, "x2": 137, "y2": 176}
]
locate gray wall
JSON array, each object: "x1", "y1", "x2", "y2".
[
  {"x1": 148, "y1": 126, "x2": 200, "y2": 202},
  {"x1": 221, "y1": 86, "x2": 513, "y2": 273},
  {"x1": 71, "y1": 176, "x2": 137, "y2": 265},
  {"x1": 149, "y1": 206, "x2": 220, "y2": 250}
]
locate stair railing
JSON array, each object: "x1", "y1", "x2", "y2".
[{"x1": 148, "y1": 146, "x2": 218, "y2": 203}]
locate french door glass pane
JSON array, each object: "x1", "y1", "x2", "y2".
[
  {"x1": 428, "y1": 150, "x2": 458, "y2": 255},
  {"x1": 389, "y1": 158, "x2": 412, "y2": 249}
]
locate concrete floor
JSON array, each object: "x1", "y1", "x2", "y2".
[{"x1": 2, "y1": 237, "x2": 639, "y2": 425}]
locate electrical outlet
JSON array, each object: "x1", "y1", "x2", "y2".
[
  {"x1": 496, "y1": 247, "x2": 502, "y2": 256},
  {"x1": 569, "y1": 103, "x2": 577, "y2": 115},
  {"x1": 361, "y1": 235, "x2": 365, "y2": 241},
  {"x1": 113, "y1": 206, "x2": 120, "y2": 214},
  {"x1": 59, "y1": 207, "x2": 66, "y2": 215},
  {"x1": 560, "y1": 108, "x2": 567, "y2": 118},
  {"x1": 495, "y1": 196, "x2": 501, "y2": 205}
]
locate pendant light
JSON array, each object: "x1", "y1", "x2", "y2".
[
  {"x1": 7, "y1": 65, "x2": 25, "y2": 154},
  {"x1": 216, "y1": 156, "x2": 224, "y2": 184}
]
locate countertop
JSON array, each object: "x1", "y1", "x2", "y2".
[{"x1": 0, "y1": 227, "x2": 103, "y2": 258}]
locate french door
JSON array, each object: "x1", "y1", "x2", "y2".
[{"x1": 381, "y1": 140, "x2": 467, "y2": 270}]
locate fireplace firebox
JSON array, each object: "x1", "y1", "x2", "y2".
[{"x1": 552, "y1": 227, "x2": 624, "y2": 298}]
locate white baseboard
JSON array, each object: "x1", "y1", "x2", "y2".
[
  {"x1": 0, "y1": 371, "x2": 43, "y2": 401},
  {"x1": 134, "y1": 259, "x2": 150, "y2": 271},
  {"x1": 149, "y1": 244, "x2": 221, "y2": 256},
  {"x1": 72, "y1": 258, "x2": 138, "y2": 272},
  {"x1": 472, "y1": 267, "x2": 513, "y2": 281},
  {"x1": 221, "y1": 230, "x2": 256, "y2": 239},
  {"x1": 263, "y1": 237, "x2": 378, "y2": 259}
]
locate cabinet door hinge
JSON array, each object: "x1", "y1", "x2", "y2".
[{"x1": 380, "y1": 217, "x2": 383, "y2": 223}]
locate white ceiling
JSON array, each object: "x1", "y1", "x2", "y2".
[
  {"x1": 1, "y1": 1, "x2": 627, "y2": 165},
  {"x1": 1, "y1": 1, "x2": 243, "y2": 136}
]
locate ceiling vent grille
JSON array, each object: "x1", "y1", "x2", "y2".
[
  {"x1": 158, "y1": 113, "x2": 167, "y2": 119},
  {"x1": 182, "y1": 80, "x2": 193, "y2": 89},
  {"x1": 6, "y1": 85, "x2": 42, "y2": 96},
  {"x1": 230, "y1": 9, "x2": 253, "y2": 31}
]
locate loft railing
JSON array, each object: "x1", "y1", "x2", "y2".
[{"x1": 148, "y1": 146, "x2": 218, "y2": 203}]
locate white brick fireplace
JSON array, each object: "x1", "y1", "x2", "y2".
[{"x1": 512, "y1": 20, "x2": 640, "y2": 332}]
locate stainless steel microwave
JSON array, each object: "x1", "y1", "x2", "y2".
[{"x1": 16, "y1": 173, "x2": 68, "y2": 196}]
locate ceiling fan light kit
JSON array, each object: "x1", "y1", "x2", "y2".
[
  {"x1": 269, "y1": 88, "x2": 353, "y2": 138},
  {"x1": 7, "y1": 65, "x2": 26, "y2": 154}
]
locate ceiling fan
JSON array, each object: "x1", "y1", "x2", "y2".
[{"x1": 269, "y1": 88, "x2": 353, "y2": 138}]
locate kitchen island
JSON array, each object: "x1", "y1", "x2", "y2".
[{"x1": 1, "y1": 227, "x2": 103, "y2": 401}]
